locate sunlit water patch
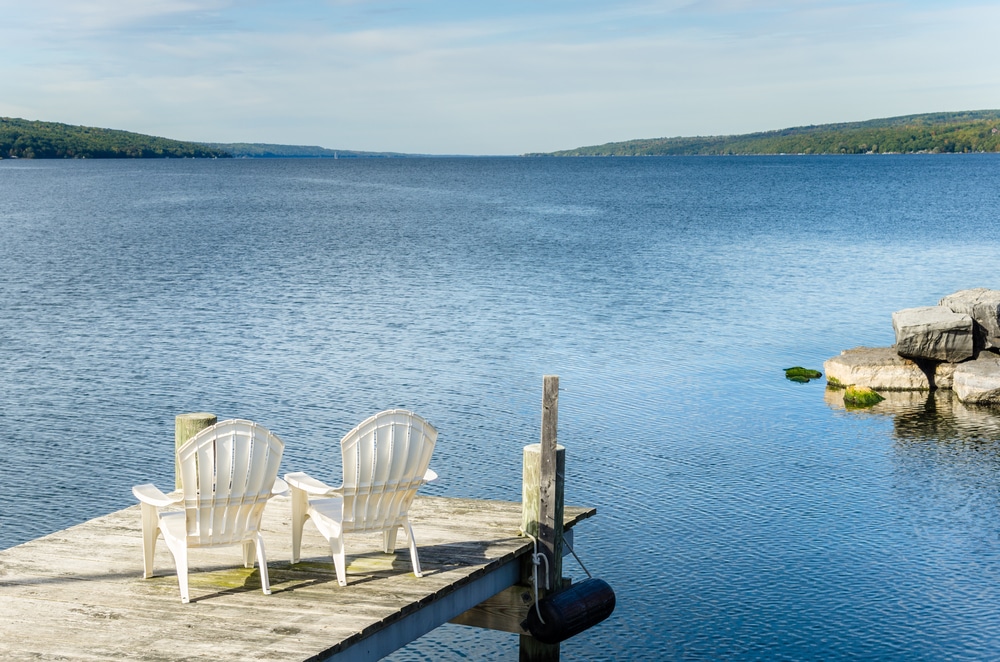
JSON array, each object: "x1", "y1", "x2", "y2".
[{"x1": 2, "y1": 156, "x2": 1000, "y2": 660}]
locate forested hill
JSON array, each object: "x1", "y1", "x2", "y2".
[
  {"x1": 531, "y1": 110, "x2": 1000, "y2": 156},
  {"x1": 0, "y1": 118, "x2": 228, "y2": 159},
  {"x1": 10, "y1": 111, "x2": 1000, "y2": 159},
  {"x1": 0, "y1": 118, "x2": 421, "y2": 159},
  {"x1": 198, "y1": 142, "x2": 414, "y2": 158}
]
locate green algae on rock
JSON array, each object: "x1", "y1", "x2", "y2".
[
  {"x1": 785, "y1": 367, "x2": 823, "y2": 383},
  {"x1": 844, "y1": 385, "x2": 885, "y2": 408}
]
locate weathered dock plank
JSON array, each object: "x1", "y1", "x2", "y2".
[{"x1": 0, "y1": 496, "x2": 595, "y2": 661}]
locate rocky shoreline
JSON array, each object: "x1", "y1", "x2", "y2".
[{"x1": 825, "y1": 288, "x2": 1000, "y2": 405}]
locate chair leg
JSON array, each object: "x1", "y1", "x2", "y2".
[
  {"x1": 330, "y1": 535, "x2": 347, "y2": 587},
  {"x1": 403, "y1": 520, "x2": 422, "y2": 578},
  {"x1": 139, "y1": 503, "x2": 159, "y2": 579},
  {"x1": 242, "y1": 540, "x2": 256, "y2": 568},
  {"x1": 171, "y1": 543, "x2": 190, "y2": 604},
  {"x1": 255, "y1": 533, "x2": 272, "y2": 595},
  {"x1": 383, "y1": 526, "x2": 399, "y2": 553},
  {"x1": 290, "y1": 488, "x2": 308, "y2": 564}
]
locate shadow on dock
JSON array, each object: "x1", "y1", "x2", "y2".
[{"x1": 0, "y1": 496, "x2": 595, "y2": 660}]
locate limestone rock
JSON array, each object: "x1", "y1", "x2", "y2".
[
  {"x1": 824, "y1": 346, "x2": 931, "y2": 391},
  {"x1": 934, "y1": 361, "x2": 956, "y2": 389},
  {"x1": 939, "y1": 288, "x2": 1000, "y2": 351},
  {"x1": 892, "y1": 306, "x2": 974, "y2": 363},
  {"x1": 953, "y1": 353, "x2": 1000, "y2": 405}
]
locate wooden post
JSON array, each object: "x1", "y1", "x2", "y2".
[
  {"x1": 538, "y1": 374, "x2": 563, "y2": 589},
  {"x1": 520, "y1": 375, "x2": 565, "y2": 661},
  {"x1": 175, "y1": 412, "x2": 216, "y2": 490}
]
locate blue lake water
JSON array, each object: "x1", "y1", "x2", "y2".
[{"x1": 2, "y1": 155, "x2": 1000, "y2": 660}]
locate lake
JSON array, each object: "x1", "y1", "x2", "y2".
[{"x1": 2, "y1": 155, "x2": 1000, "y2": 660}]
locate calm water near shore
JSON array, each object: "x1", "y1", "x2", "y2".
[{"x1": 2, "y1": 155, "x2": 1000, "y2": 660}]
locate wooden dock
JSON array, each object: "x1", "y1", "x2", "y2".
[{"x1": 0, "y1": 494, "x2": 595, "y2": 661}]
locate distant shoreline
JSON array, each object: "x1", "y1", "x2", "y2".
[
  {"x1": 7, "y1": 151, "x2": 1000, "y2": 162},
  {"x1": 5, "y1": 110, "x2": 1000, "y2": 159},
  {"x1": 527, "y1": 110, "x2": 1000, "y2": 157}
]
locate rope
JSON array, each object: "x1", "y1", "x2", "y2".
[
  {"x1": 522, "y1": 532, "x2": 549, "y2": 625},
  {"x1": 563, "y1": 536, "x2": 592, "y2": 579},
  {"x1": 522, "y1": 531, "x2": 596, "y2": 626}
]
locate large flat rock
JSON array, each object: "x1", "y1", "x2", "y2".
[
  {"x1": 824, "y1": 346, "x2": 931, "y2": 391},
  {"x1": 939, "y1": 288, "x2": 1000, "y2": 351},
  {"x1": 953, "y1": 353, "x2": 1000, "y2": 405},
  {"x1": 892, "y1": 306, "x2": 974, "y2": 363}
]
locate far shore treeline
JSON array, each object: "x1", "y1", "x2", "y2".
[
  {"x1": 0, "y1": 118, "x2": 409, "y2": 160},
  {"x1": 0, "y1": 117, "x2": 229, "y2": 159},
  {"x1": 6, "y1": 111, "x2": 1000, "y2": 159},
  {"x1": 529, "y1": 110, "x2": 1000, "y2": 157}
]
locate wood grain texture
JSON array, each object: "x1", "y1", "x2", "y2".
[
  {"x1": 448, "y1": 584, "x2": 533, "y2": 634},
  {"x1": 0, "y1": 496, "x2": 594, "y2": 661}
]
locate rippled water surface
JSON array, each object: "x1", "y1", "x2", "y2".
[{"x1": 3, "y1": 156, "x2": 1000, "y2": 660}]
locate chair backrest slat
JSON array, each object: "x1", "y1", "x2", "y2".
[
  {"x1": 215, "y1": 424, "x2": 239, "y2": 539},
  {"x1": 340, "y1": 409, "x2": 436, "y2": 534},
  {"x1": 177, "y1": 419, "x2": 284, "y2": 547}
]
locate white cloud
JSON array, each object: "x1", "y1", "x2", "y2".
[
  {"x1": 3, "y1": 0, "x2": 231, "y2": 35},
  {"x1": 2, "y1": 0, "x2": 999, "y2": 153}
]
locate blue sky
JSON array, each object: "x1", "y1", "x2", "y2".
[{"x1": 2, "y1": 1, "x2": 999, "y2": 154}]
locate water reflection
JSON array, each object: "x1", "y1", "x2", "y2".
[{"x1": 825, "y1": 387, "x2": 1000, "y2": 442}]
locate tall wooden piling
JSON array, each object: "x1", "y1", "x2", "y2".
[
  {"x1": 520, "y1": 375, "x2": 565, "y2": 661},
  {"x1": 174, "y1": 412, "x2": 216, "y2": 489}
]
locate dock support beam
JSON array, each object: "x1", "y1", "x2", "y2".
[
  {"x1": 175, "y1": 412, "x2": 216, "y2": 489},
  {"x1": 520, "y1": 375, "x2": 565, "y2": 661}
]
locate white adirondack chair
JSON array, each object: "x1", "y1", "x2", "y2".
[
  {"x1": 132, "y1": 419, "x2": 286, "y2": 603},
  {"x1": 285, "y1": 409, "x2": 438, "y2": 587}
]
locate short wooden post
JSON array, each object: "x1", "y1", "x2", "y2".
[
  {"x1": 175, "y1": 412, "x2": 216, "y2": 489},
  {"x1": 520, "y1": 375, "x2": 565, "y2": 662}
]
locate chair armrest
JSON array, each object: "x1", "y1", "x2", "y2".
[
  {"x1": 271, "y1": 477, "x2": 290, "y2": 497},
  {"x1": 284, "y1": 472, "x2": 342, "y2": 496},
  {"x1": 423, "y1": 468, "x2": 438, "y2": 483},
  {"x1": 132, "y1": 483, "x2": 182, "y2": 507}
]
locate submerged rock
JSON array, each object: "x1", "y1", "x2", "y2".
[
  {"x1": 844, "y1": 385, "x2": 885, "y2": 408},
  {"x1": 824, "y1": 387, "x2": 933, "y2": 415},
  {"x1": 785, "y1": 367, "x2": 822, "y2": 383},
  {"x1": 953, "y1": 353, "x2": 1000, "y2": 405},
  {"x1": 939, "y1": 288, "x2": 1000, "y2": 351},
  {"x1": 892, "y1": 306, "x2": 974, "y2": 363},
  {"x1": 824, "y1": 346, "x2": 931, "y2": 391}
]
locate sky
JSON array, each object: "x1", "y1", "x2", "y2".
[{"x1": 2, "y1": 0, "x2": 999, "y2": 155}]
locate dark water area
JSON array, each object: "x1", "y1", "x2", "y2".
[{"x1": 2, "y1": 155, "x2": 1000, "y2": 660}]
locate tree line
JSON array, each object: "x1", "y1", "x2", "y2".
[
  {"x1": 0, "y1": 117, "x2": 229, "y2": 159},
  {"x1": 532, "y1": 111, "x2": 1000, "y2": 157}
]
